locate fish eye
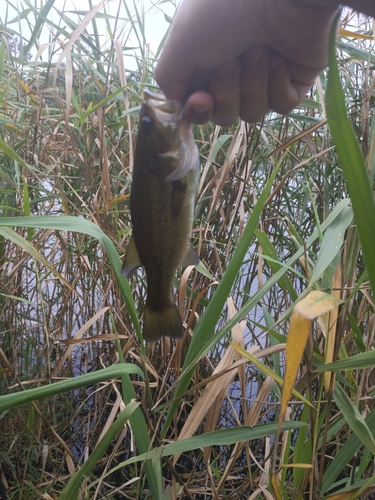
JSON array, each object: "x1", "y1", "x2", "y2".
[{"x1": 141, "y1": 116, "x2": 154, "y2": 134}]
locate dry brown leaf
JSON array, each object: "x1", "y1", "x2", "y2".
[
  {"x1": 173, "y1": 297, "x2": 247, "y2": 465},
  {"x1": 97, "y1": 395, "x2": 123, "y2": 443},
  {"x1": 114, "y1": 38, "x2": 134, "y2": 173},
  {"x1": 248, "y1": 487, "x2": 275, "y2": 500},
  {"x1": 54, "y1": 0, "x2": 108, "y2": 82},
  {"x1": 217, "y1": 376, "x2": 274, "y2": 491},
  {"x1": 207, "y1": 122, "x2": 246, "y2": 222},
  {"x1": 198, "y1": 125, "x2": 221, "y2": 193},
  {"x1": 64, "y1": 49, "x2": 72, "y2": 128},
  {"x1": 247, "y1": 375, "x2": 274, "y2": 427},
  {"x1": 52, "y1": 307, "x2": 109, "y2": 375},
  {"x1": 58, "y1": 333, "x2": 126, "y2": 344},
  {"x1": 259, "y1": 436, "x2": 271, "y2": 488},
  {"x1": 179, "y1": 265, "x2": 195, "y2": 318},
  {"x1": 65, "y1": 452, "x2": 76, "y2": 476}
]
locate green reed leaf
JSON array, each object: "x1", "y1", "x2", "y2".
[
  {"x1": 0, "y1": 365, "x2": 143, "y2": 412},
  {"x1": 326, "y1": 14, "x2": 375, "y2": 296}
]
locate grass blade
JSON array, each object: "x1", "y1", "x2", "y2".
[
  {"x1": 333, "y1": 383, "x2": 375, "y2": 455},
  {"x1": 326, "y1": 14, "x2": 375, "y2": 295},
  {"x1": 0, "y1": 365, "x2": 143, "y2": 412},
  {"x1": 314, "y1": 350, "x2": 375, "y2": 372}
]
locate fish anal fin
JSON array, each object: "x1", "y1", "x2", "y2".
[
  {"x1": 122, "y1": 235, "x2": 142, "y2": 277},
  {"x1": 143, "y1": 304, "x2": 183, "y2": 342},
  {"x1": 181, "y1": 244, "x2": 199, "y2": 268}
]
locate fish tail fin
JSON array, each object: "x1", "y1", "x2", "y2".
[{"x1": 143, "y1": 304, "x2": 183, "y2": 342}]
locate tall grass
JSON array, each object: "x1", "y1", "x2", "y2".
[{"x1": 0, "y1": 2, "x2": 374, "y2": 499}]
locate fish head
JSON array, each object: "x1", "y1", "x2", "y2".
[{"x1": 138, "y1": 90, "x2": 199, "y2": 181}]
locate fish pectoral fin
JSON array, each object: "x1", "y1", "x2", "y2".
[
  {"x1": 122, "y1": 235, "x2": 142, "y2": 277},
  {"x1": 181, "y1": 244, "x2": 199, "y2": 268}
]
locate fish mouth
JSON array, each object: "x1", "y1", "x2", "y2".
[
  {"x1": 142, "y1": 90, "x2": 198, "y2": 182},
  {"x1": 143, "y1": 89, "x2": 182, "y2": 123}
]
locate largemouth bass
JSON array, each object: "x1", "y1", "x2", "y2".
[{"x1": 122, "y1": 90, "x2": 199, "y2": 342}]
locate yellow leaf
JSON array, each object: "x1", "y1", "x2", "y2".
[
  {"x1": 339, "y1": 28, "x2": 374, "y2": 40},
  {"x1": 17, "y1": 78, "x2": 38, "y2": 103},
  {"x1": 92, "y1": 76, "x2": 105, "y2": 95},
  {"x1": 295, "y1": 290, "x2": 343, "y2": 319},
  {"x1": 324, "y1": 486, "x2": 375, "y2": 500},
  {"x1": 101, "y1": 193, "x2": 130, "y2": 212},
  {"x1": 281, "y1": 312, "x2": 311, "y2": 425},
  {"x1": 271, "y1": 473, "x2": 283, "y2": 500},
  {"x1": 280, "y1": 291, "x2": 343, "y2": 424}
]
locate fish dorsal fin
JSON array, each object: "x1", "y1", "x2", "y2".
[
  {"x1": 181, "y1": 244, "x2": 199, "y2": 268},
  {"x1": 122, "y1": 235, "x2": 142, "y2": 277}
]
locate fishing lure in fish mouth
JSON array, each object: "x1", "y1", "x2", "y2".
[{"x1": 122, "y1": 90, "x2": 200, "y2": 342}]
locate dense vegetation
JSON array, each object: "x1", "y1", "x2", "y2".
[{"x1": 0, "y1": 2, "x2": 375, "y2": 499}]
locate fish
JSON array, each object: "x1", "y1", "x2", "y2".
[{"x1": 122, "y1": 90, "x2": 200, "y2": 342}]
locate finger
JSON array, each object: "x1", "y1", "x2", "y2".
[
  {"x1": 268, "y1": 53, "x2": 311, "y2": 114},
  {"x1": 209, "y1": 59, "x2": 241, "y2": 126},
  {"x1": 183, "y1": 91, "x2": 214, "y2": 124},
  {"x1": 239, "y1": 47, "x2": 271, "y2": 123},
  {"x1": 154, "y1": 60, "x2": 192, "y2": 101}
]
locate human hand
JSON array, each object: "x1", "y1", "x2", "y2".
[{"x1": 154, "y1": 0, "x2": 340, "y2": 126}]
